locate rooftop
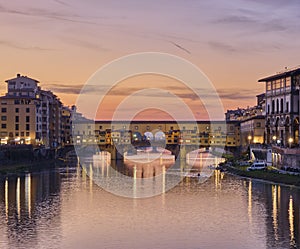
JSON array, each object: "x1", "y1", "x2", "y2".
[
  {"x1": 5, "y1": 73, "x2": 39, "y2": 83},
  {"x1": 258, "y1": 66, "x2": 300, "y2": 82}
]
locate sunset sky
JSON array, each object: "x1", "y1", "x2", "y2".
[{"x1": 1, "y1": 0, "x2": 300, "y2": 119}]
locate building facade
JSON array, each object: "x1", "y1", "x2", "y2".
[
  {"x1": 0, "y1": 74, "x2": 68, "y2": 148},
  {"x1": 225, "y1": 94, "x2": 266, "y2": 151},
  {"x1": 239, "y1": 115, "x2": 265, "y2": 150},
  {"x1": 71, "y1": 120, "x2": 241, "y2": 149},
  {"x1": 259, "y1": 67, "x2": 300, "y2": 147}
]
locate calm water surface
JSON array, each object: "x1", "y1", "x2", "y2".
[{"x1": 0, "y1": 161, "x2": 299, "y2": 249}]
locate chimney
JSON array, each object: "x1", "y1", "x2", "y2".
[{"x1": 17, "y1": 73, "x2": 21, "y2": 78}]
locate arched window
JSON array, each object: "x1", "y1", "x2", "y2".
[
  {"x1": 280, "y1": 99, "x2": 284, "y2": 113},
  {"x1": 276, "y1": 99, "x2": 279, "y2": 113},
  {"x1": 272, "y1": 100, "x2": 275, "y2": 114}
]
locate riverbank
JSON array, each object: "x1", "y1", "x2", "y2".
[
  {"x1": 225, "y1": 165, "x2": 300, "y2": 187},
  {"x1": 0, "y1": 158, "x2": 67, "y2": 175}
]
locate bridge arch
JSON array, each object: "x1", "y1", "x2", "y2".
[
  {"x1": 154, "y1": 131, "x2": 165, "y2": 141},
  {"x1": 132, "y1": 132, "x2": 142, "y2": 142},
  {"x1": 143, "y1": 131, "x2": 154, "y2": 141}
]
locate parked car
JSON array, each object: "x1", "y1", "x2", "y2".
[{"x1": 247, "y1": 161, "x2": 267, "y2": 171}]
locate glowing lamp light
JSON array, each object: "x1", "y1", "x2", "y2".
[{"x1": 288, "y1": 137, "x2": 293, "y2": 148}]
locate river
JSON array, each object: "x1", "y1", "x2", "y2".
[{"x1": 0, "y1": 159, "x2": 299, "y2": 249}]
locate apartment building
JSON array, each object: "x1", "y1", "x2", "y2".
[
  {"x1": 259, "y1": 67, "x2": 300, "y2": 146},
  {"x1": 0, "y1": 74, "x2": 66, "y2": 148}
]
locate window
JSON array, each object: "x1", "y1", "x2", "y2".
[
  {"x1": 99, "y1": 125, "x2": 103, "y2": 130},
  {"x1": 267, "y1": 104, "x2": 270, "y2": 114},
  {"x1": 15, "y1": 116, "x2": 19, "y2": 122},
  {"x1": 15, "y1": 132, "x2": 19, "y2": 136},
  {"x1": 276, "y1": 99, "x2": 279, "y2": 113},
  {"x1": 1, "y1": 124, "x2": 6, "y2": 129},
  {"x1": 21, "y1": 132, "x2": 24, "y2": 137},
  {"x1": 280, "y1": 99, "x2": 283, "y2": 113},
  {"x1": 15, "y1": 124, "x2": 19, "y2": 130},
  {"x1": 272, "y1": 100, "x2": 275, "y2": 114},
  {"x1": 286, "y1": 77, "x2": 291, "y2": 87},
  {"x1": 26, "y1": 108, "x2": 30, "y2": 113},
  {"x1": 1, "y1": 116, "x2": 6, "y2": 121},
  {"x1": 256, "y1": 122, "x2": 261, "y2": 128},
  {"x1": 286, "y1": 102, "x2": 289, "y2": 113},
  {"x1": 1, "y1": 108, "x2": 7, "y2": 113},
  {"x1": 26, "y1": 116, "x2": 30, "y2": 122},
  {"x1": 26, "y1": 124, "x2": 30, "y2": 131},
  {"x1": 14, "y1": 100, "x2": 20, "y2": 104},
  {"x1": 15, "y1": 108, "x2": 19, "y2": 113},
  {"x1": 26, "y1": 132, "x2": 30, "y2": 136}
]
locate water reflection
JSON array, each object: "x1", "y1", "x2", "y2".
[
  {"x1": 245, "y1": 180, "x2": 300, "y2": 249},
  {"x1": 289, "y1": 196, "x2": 296, "y2": 248},
  {"x1": 0, "y1": 162, "x2": 299, "y2": 248},
  {"x1": 0, "y1": 169, "x2": 63, "y2": 248}
]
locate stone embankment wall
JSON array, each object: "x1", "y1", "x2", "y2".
[
  {"x1": 282, "y1": 154, "x2": 300, "y2": 169},
  {"x1": 0, "y1": 145, "x2": 55, "y2": 165}
]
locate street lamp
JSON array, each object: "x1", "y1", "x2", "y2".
[
  {"x1": 248, "y1": 135, "x2": 252, "y2": 144},
  {"x1": 288, "y1": 137, "x2": 293, "y2": 148},
  {"x1": 272, "y1": 135, "x2": 277, "y2": 144}
]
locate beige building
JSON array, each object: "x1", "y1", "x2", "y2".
[
  {"x1": 0, "y1": 74, "x2": 68, "y2": 148},
  {"x1": 239, "y1": 116, "x2": 265, "y2": 150},
  {"x1": 0, "y1": 97, "x2": 37, "y2": 145}
]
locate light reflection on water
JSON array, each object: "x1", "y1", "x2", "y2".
[{"x1": 0, "y1": 161, "x2": 299, "y2": 249}]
